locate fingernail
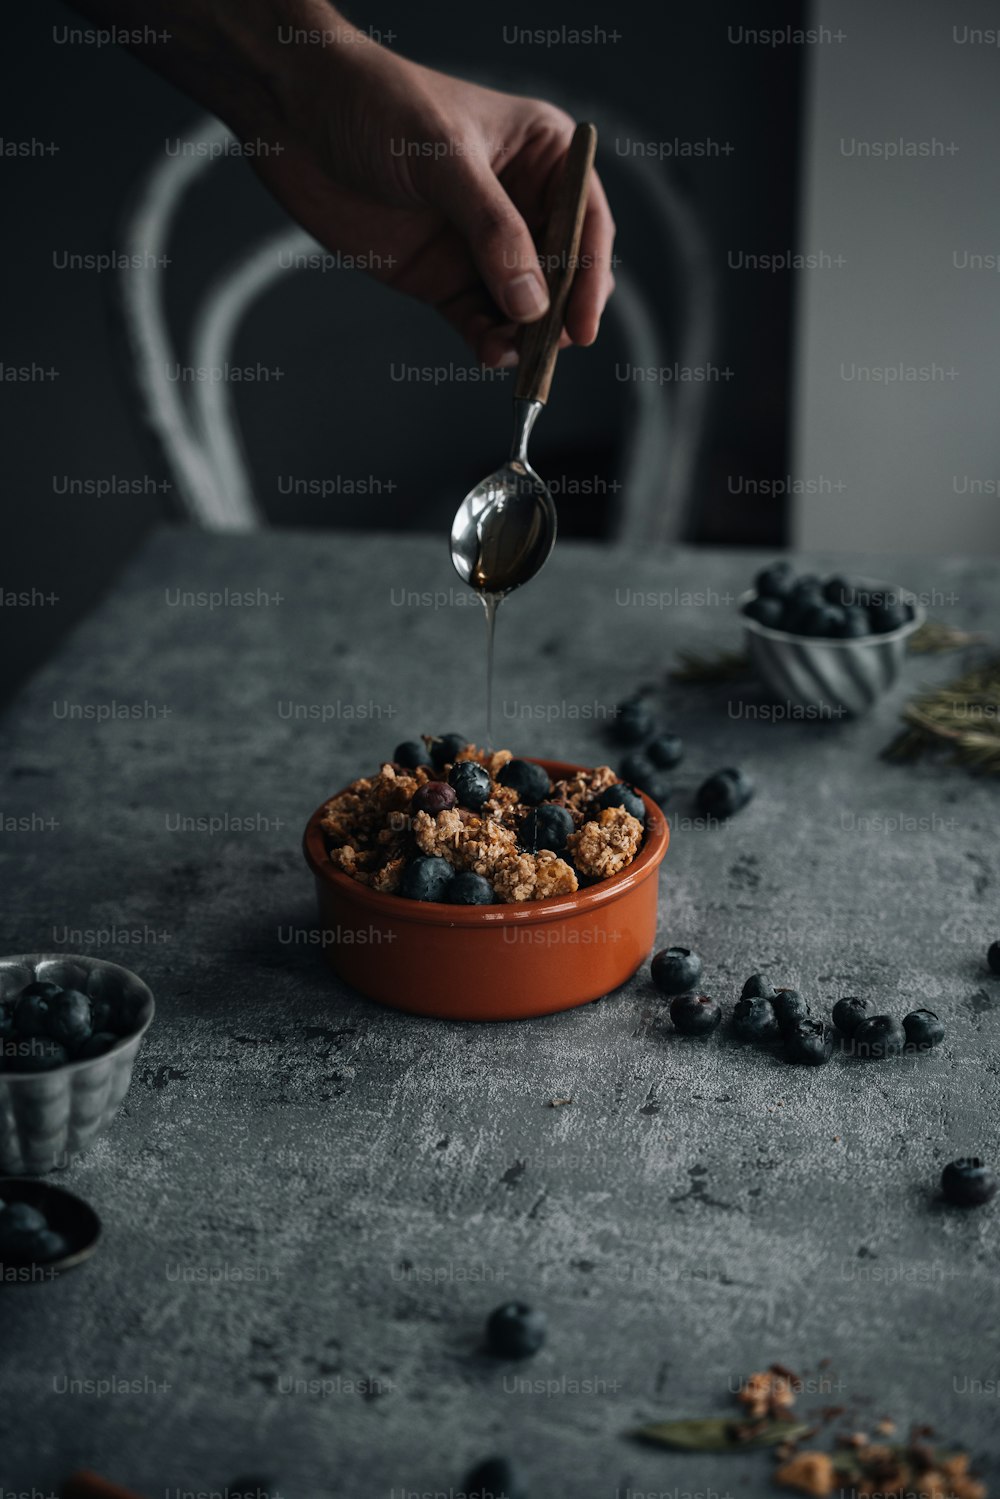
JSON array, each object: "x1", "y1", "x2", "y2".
[{"x1": 504, "y1": 274, "x2": 548, "y2": 321}]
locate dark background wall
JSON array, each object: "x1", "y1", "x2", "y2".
[{"x1": 0, "y1": 1, "x2": 806, "y2": 704}]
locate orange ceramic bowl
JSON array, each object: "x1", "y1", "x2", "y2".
[{"x1": 302, "y1": 759, "x2": 669, "y2": 1022}]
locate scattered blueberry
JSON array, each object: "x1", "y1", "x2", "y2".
[
  {"x1": 520, "y1": 804, "x2": 574, "y2": 856},
  {"x1": 772, "y1": 988, "x2": 810, "y2": 1032},
  {"x1": 669, "y1": 993, "x2": 722, "y2": 1037},
  {"x1": 486, "y1": 1301, "x2": 546, "y2": 1359},
  {"x1": 429, "y1": 733, "x2": 468, "y2": 771},
  {"x1": 696, "y1": 768, "x2": 753, "y2": 820},
  {"x1": 941, "y1": 1158, "x2": 997, "y2": 1208},
  {"x1": 646, "y1": 733, "x2": 684, "y2": 770},
  {"x1": 832, "y1": 996, "x2": 869, "y2": 1037},
  {"x1": 498, "y1": 759, "x2": 550, "y2": 805},
  {"x1": 411, "y1": 781, "x2": 458, "y2": 817},
  {"x1": 851, "y1": 1015, "x2": 905, "y2": 1059},
  {"x1": 755, "y1": 560, "x2": 796, "y2": 600},
  {"x1": 465, "y1": 1456, "x2": 526, "y2": 1499},
  {"x1": 651, "y1": 948, "x2": 703, "y2": 997},
  {"x1": 449, "y1": 760, "x2": 491, "y2": 811},
  {"x1": 445, "y1": 872, "x2": 496, "y2": 906},
  {"x1": 733, "y1": 996, "x2": 780, "y2": 1043},
  {"x1": 744, "y1": 595, "x2": 786, "y2": 629},
  {"x1": 741, "y1": 974, "x2": 775, "y2": 1000},
  {"x1": 596, "y1": 782, "x2": 646, "y2": 823},
  {"x1": 613, "y1": 697, "x2": 655, "y2": 745},
  {"x1": 44, "y1": 989, "x2": 93, "y2": 1050},
  {"x1": 399, "y1": 856, "x2": 454, "y2": 903},
  {"x1": 987, "y1": 941, "x2": 1000, "y2": 975},
  {"x1": 903, "y1": 1009, "x2": 945, "y2": 1051},
  {"x1": 785, "y1": 1018, "x2": 832, "y2": 1066},
  {"x1": 75, "y1": 1032, "x2": 119, "y2": 1061},
  {"x1": 394, "y1": 740, "x2": 431, "y2": 770},
  {"x1": 619, "y1": 751, "x2": 655, "y2": 787},
  {"x1": 13, "y1": 982, "x2": 62, "y2": 1036}
]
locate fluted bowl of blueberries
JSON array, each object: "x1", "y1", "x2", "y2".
[
  {"x1": 0, "y1": 954, "x2": 155, "y2": 1175},
  {"x1": 740, "y1": 562, "x2": 924, "y2": 716}
]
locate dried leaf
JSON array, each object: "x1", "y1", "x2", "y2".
[
  {"x1": 669, "y1": 649, "x2": 751, "y2": 684},
  {"x1": 632, "y1": 1417, "x2": 812, "y2": 1451},
  {"x1": 906, "y1": 619, "x2": 986, "y2": 654}
]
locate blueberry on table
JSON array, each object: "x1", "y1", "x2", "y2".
[
  {"x1": 75, "y1": 1031, "x2": 119, "y2": 1061},
  {"x1": 987, "y1": 941, "x2": 1000, "y2": 975},
  {"x1": 903, "y1": 1009, "x2": 945, "y2": 1051},
  {"x1": 498, "y1": 759, "x2": 551, "y2": 805},
  {"x1": 13, "y1": 982, "x2": 62, "y2": 1036},
  {"x1": 449, "y1": 760, "x2": 491, "y2": 811},
  {"x1": 465, "y1": 1456, "x2": 526, "y2": 1499},
  {"x1": 394, "y1": 739, "x2": 432, "y2": 769},
  {"x1": 486, "y1": 1301, "x2": 546, "y2": 1359},
  {"x1": 651, "y1": 947, "x2": 703, "y2": 997},
  {"x1": 785, "y1": 1018, "x2": 832, "y2": 1065},
  {"x1": 613, "y1": 696, "x2": 655, "y2": 745},
  {"x1": 733, "y1": 996, "x2": 780, "y2": 1043},
  {"x1": 850, "y1": 1015, "x2": 904, "y2": 1059},
  {"x1": 520, "y1": 804, "x2": 574, "y2": 856},
  {"x1": 399, "y1": 856, "x2": 454, "y2": 903},
  {"x1": 620, "y1": 751, "x2": 655, "y2": 787},
  {"x1": 669, "y1": 993, "x2": 721, "y2": 1037},
  {"x1": 941, "y1": 1158, "x2": 997, "y2": 1207},
  {"x1": 696, "y1": 768, "x2": 753, "y2": 820},
  {"x1": 743, "y1": 595, "x2": 786, "y2": 629},
  {"x1": 411, "y1": 781, "x2": 458, "y2": 816},
  {"x1": 755, "y1": 560, "x2": 796, "y2": 600},
  {"x1": 772, "y1": 988, "x2": 810, "y2": 1032},
  {"x1": 445, "y1": 872, "x2": 496, "y2": 906},
  {"x1": 646, "y1": 733, "x2": 683, "y2": 770},
  {"x1": 44, "y1": 989, "x2": 93, "y2": 1049},
  {"x1": 596, "y1": 783, "x2": 646, "y2": 824},
  {"x1": 740, "y1": 974, "x2": 775, "y2": 1000},
  {"x1": 429, "y1": 732, "x2": 468, "y2": 770},
  {"x1": 831, "y1": 995, "x2": 869, "y2": 1037}
]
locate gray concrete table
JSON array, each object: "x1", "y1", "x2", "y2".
[{"x1": 1, "y1": 527, "x2": 998, "y2": 1497}]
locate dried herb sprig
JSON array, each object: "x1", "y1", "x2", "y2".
[
  {"x1": 882, "y1": 656, "x2": 1000, "y2": 774},
  {"x1": 907, "y1": 619, "x2": 986, "y2": 654}
]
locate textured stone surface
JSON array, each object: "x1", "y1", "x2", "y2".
[{"x1": 0, "y1": 528, "x2": 998, "y2": 1496}]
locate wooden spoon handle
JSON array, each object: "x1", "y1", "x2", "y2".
[{"x1": 515, "y1": 121, "x2": 598, "y2": 406}]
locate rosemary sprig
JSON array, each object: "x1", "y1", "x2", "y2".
[
  {"x1": 669, "y1": 649, "x2": 751, "y2": 684},
  {"x1": 882, "y1": 656, "x2": 1000, "y2": 773},
  {"x1": 907, "y1": 619, "x2": 986, "y2": 654}
]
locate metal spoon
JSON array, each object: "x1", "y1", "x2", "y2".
[{"x1": 451, "y1": 122, "x2": 598, "y2": 596}]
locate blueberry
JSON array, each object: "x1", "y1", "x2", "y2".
[
  {"x1": 429, "y1": 733, "x2": 468, "y2": 771},
  {"x1": 647, "y1": 734, "x2": 683, "y2": 770},
  {"x1": 850, "y1": 1015, "x2": 905, "y2": 1059},
  {"x1": 411, "y1": 781, "x2": 458, "y2": 816},
  {"x1": 832, "y1": 995, "x2": 869, "y2": 1036},
  {"x1": 669, "y1": 993, "x2": 721, "y2": 1037},
  {"x1": 785, "y1": 1018, "x2": 832, "y2": 1066},
  {"x1": 823, "y1": 575, "x2": 855, "y2": 606},
  {"x1": 733, "y1": 996, "x2": 780, "y2": 1043},
  {"x1": 0, "y1": 1203, "x2": 47, "y2": 1236},
  {"x1": 32, "y1": 1228, "x2": 70, "y2": 1262},
  {"x1": 44, "y1": 989, "x2": 93, "y2": 1049},
  {"x1": 486, "y1": 1301, "x2": 546, "y2": 1359},
  {"x1": 520, "y1": 804, "x2": 574, "y2": 855},
  {"x1": 941, "y1": 1158, "x2": 997, "y2": 1208},
  {"x1": 651, "y1": 947, "x2": 703, "y2": 997},
  {"x1": 613, "y1": 696, "x2": 655, "y2": 745},
  {"x1": 772, "y1": 988, "x2": 810, "y2": 1032},
  {"x1": 696, "y1": 768, "x2": 753, "y2": 820},
  {"x1": 399, "y1": 856, "x2": 454, "y2": 903},
  {"x1": 449, "y1": 760, "x2": 491, "y2": 811},
  {"x1": 789, "y1": 574, "x2": 823, "y2": 602},
  {"x1": 868, "y1": 598, "x2": 911, "y2": 634},
  {"x1": 3, "y1": 1037, "x2": 70, "y2": 1072},
  {"x1": 445, "y1": 872, "x2": 496, "y2": 905},
  {"x1": 741, "y1": 974, "x2": 776, "y2": 1000},
  {"x1": 620, "y1": 751, "x2": 655, "y2": 786},
  {"x1": 789, "y1": 602, "x2": 842, "y2": 637},
  {"x1": 394, "y1": 739, "x2": 431, "y2": 769},
  {"x1": 834, "y1": 605, "x2": 870, "y2": 638},
  {"x1": 744, "y1": 595, "x2": 786, "y2": 629},
  {"x1": 465, "y1": 1456, "x2": 526, "y2": 1499},
  {"x1": 13, "y1": 982, "x2": 62, "y2": 1036},
  {"x1": 989, "y1": 941, "x2": 1000, "y2": 975},
  {"x1": 75, "y1": 1031, "x2": 119, "y2": 1061},
  {"x1": 596, "y1": 783, "x2": 646, "y2": 823},
  {"x1": 903, "y1": 1009, "x2": 945, "y2": 1051},
  {"x1": 755, "y1": 560, "x2": 796, "y2": 600},
  {"x1": 498, "y1": 759, "x2": 551, "y2": 805}
]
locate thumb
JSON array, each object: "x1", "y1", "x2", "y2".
[{"x1": 424, "y1": 154, "x2": 550, "y2": 324}]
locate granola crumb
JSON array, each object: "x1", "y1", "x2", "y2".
[{"x1": 565, "y1": 806, "x2": 644, "y2": 878}]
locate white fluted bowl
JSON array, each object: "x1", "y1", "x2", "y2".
[
  {"x1": 739, "y1": 578, "x2": 924, "y2": 717},
  {"x1": 0, "y1": 954, "x2": 154, "y2": 1175}
]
